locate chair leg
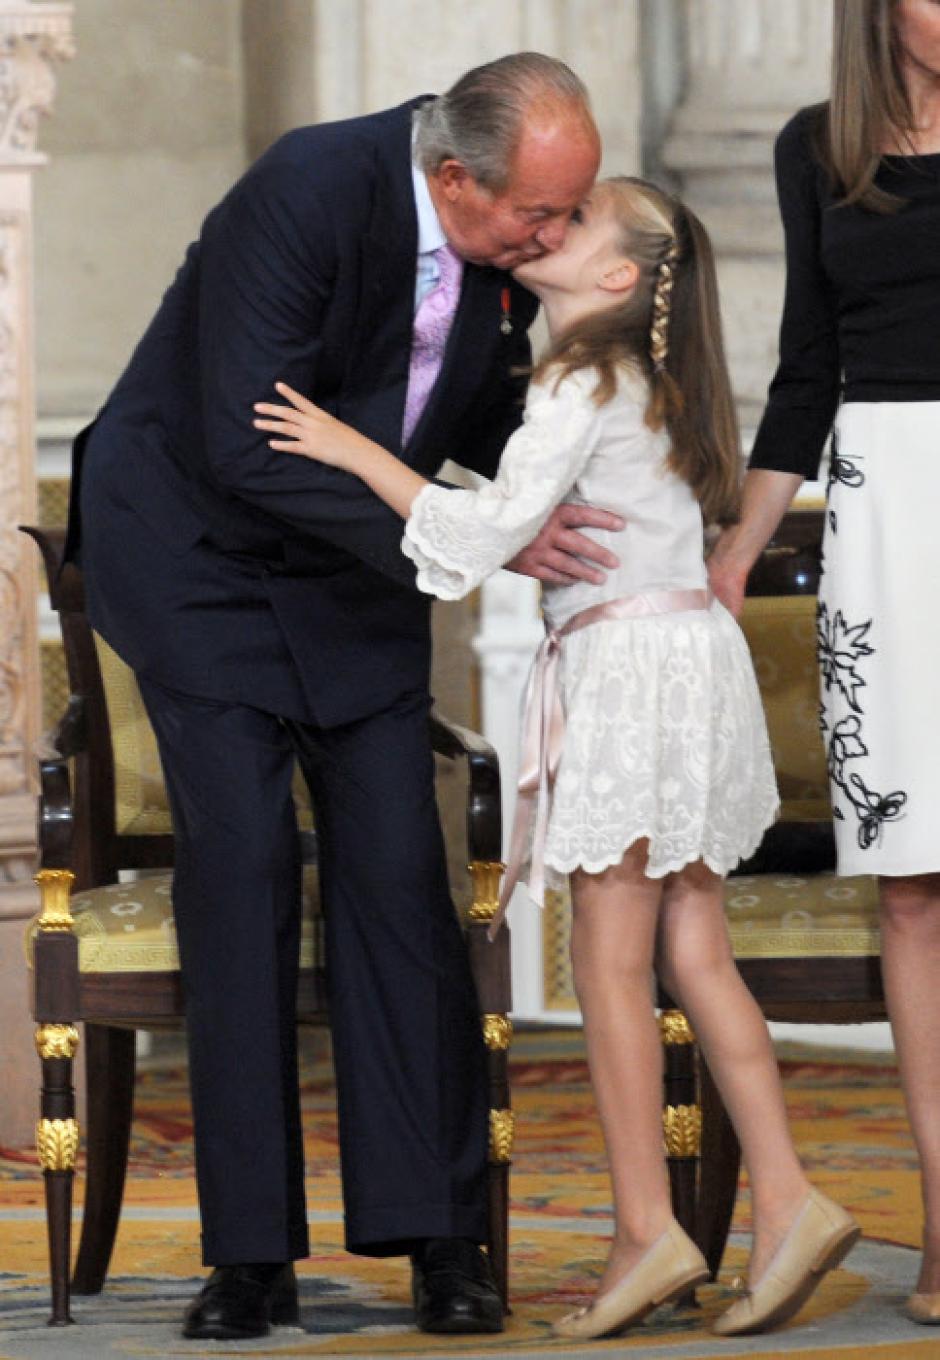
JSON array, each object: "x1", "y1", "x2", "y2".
[
  {"x1": 36, "y1": 1034, "x2": 81, "y2": 1326},
  {"x1": 696, "y1": 1058, "x2": 741, "y2": 1280},
  {"x1": 660, "y1": 1008, "x2": 701, "y2": 1307},
  {"x1": 486, "y1": 1159, "x2": 510, "y2": 1311},
  {"x1": 71, "y1": 1025, "x2": 136, "y2": 1295},
  {"x1": 660, "y1": 1009, "x2": 700, "y2": 1231},
  {"x1": 33, "y1": 869, "x2": 82, "y2": 1325},
  {"x1": 466, "y1": 875, "x2": 513, "y2": 1312}
]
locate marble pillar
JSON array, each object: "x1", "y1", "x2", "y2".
[
  {"x1": 663, "y1": 0, "x2": 831, "y2": 432},
  {"x1": 0, "y1": 0, "x2": 73, "y2": 1145}
]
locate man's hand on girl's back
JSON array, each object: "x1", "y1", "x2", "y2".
[{"x1": 508, "y1": 502, "x2": 624, "y2": 585}]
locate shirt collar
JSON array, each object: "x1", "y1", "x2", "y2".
[{"x1": 411, "y1": 141, "x2": 447, "y2": 255}]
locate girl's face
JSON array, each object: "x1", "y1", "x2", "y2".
[
  {"x1": 894, "y1": 0, "x2": 940, "y2": 82},
  {"x1": 512, "y1": 191, "x2": 631, "y2": 301}
]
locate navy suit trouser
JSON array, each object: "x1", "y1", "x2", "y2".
[{"x1": 137, "y1": 675, "x2": 489, "y2": 1265}]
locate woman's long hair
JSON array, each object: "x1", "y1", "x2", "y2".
[
  {"x1": 532, "y1": 177, "x2": 741, "y2": 527},
  {"x1": 828, "y1": 0, "x2": 912, "y2": 210}
]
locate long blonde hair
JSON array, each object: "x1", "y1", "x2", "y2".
[
  {"x1": 829, "y1": 0, "x2": 912, "y2": 210},
  {"x1": 532, "y1": 177, "x2": 741, "y2": 527}
]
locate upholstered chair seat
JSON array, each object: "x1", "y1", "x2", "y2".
[
  {"x1": 26, "y1": 870, "x2": 322, "y2": 975},
  {"x1": 725, "y1": 872, "x2": 880, "y2": 960}
]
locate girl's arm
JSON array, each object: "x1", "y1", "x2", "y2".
[
  {"x1": 253, "y1": 382, "x2": 426, "y2": 519},
  {"x1": 258, "y1": 371, "x2": 608, "y2": 601}
]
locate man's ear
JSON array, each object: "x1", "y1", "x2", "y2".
[
  {"x1": 436, "y1": 159, "x2": 471, "y2": 202},
  {"x1": 598, "y1": 259, "x2": 639, "y2": 295}
]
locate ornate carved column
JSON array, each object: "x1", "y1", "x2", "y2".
[
  {"x1": 662, "y1": 0, "x2": 831, "y2": 430},
  {"x1": 0, "y1": 0, "x2": 74, "y2": 1144}
]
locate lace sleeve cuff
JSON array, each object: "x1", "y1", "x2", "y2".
[{"x1": 401, "y1": 483, "x2": 479, "y2": 600}]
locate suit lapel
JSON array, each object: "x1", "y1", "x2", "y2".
[{"x1": 339, "y1": 103, "x2": 421, "y2": 451}]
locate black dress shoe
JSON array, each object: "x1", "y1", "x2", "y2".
[
  {"x1": 182, "y1": 1263, "x2": 299, "y2": 1339},
  {"x1": 411, "y1": 1238, "x2": 504, "y2": 1334}
]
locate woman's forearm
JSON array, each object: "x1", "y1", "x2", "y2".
[
  {"x1": 708, "y1": 469, "x2": 804, "y2": 615},
  {"x1": 725, "y1": 469, "x2": 805, "y2": 570}
]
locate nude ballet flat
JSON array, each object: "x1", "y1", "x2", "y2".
[
  {"x1": 907, "y1": 1292, "x2": 940, "y2": 1324},
  {"x1": 712, "y1": 1188, "x2": 860, "y2": 1336},
  {"x1": 552, "y1": 1220, "x2": 709, "y2": 1340}
]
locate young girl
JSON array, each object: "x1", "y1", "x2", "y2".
[{"x1": 254, "y1": 176, "x2": 859, "y2": 1340}]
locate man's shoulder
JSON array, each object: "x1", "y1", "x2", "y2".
[{"x1": 260, "y1": 98, "x2": 427, "y2": 178}]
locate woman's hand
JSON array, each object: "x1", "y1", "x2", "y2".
[
  {"x1": 253, "y1": 382, "x2": 376, "y2": 471},
  {"x1": 707, "y1": 531, "x2": 751, "y2": 618}
]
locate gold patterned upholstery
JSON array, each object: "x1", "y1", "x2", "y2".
[
  {"x1": 25, "y1": 868, "x2": 322, "y2": 974},
  {"x1": 739, "y1": 595, "x2": 830, "y2": 821},
  {"x1": 27, "y1": 634, "x2": 321, "y2": 975},
  {"x1": 725, "y1": 872, "x2": 879, "y2": 958},
  {"x1": 94, "y1": 636, "x2": 172, "y2": 836},
  {"x1": 93, "y1": 632, "x2": 313, "y2": 835}
]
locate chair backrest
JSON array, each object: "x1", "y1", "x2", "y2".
[
  {"x1": 739, "y1": 594, "x2": 830, "y2": 822},
  {"x1": 93, "y1": 634, "x2": 173, "y2": 837},
  {"x1": 736, "y1": 506, "x2": 834, "y2": 870},
  {"x1": 24, "y1": 525, "x2": 314, "y2": 890}
]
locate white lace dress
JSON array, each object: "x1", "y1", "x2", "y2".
[{"x1": 403, "y1": 366, "x2": 779, "y2": 885}]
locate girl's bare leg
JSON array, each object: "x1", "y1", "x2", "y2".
[
  {"x1": 569, "y1": 840, "x2": 674, "y2": 1297},
  {"x1": 655, "y1": 861, "x2": 810, "y2": 1285},
  {"x1": 879, "y1": 873, "x2": 940, "y2": 1294}
]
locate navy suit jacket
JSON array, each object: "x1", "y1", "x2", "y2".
[{"x1": 69, "y1": 98, "x2": 539, "y2": 726}]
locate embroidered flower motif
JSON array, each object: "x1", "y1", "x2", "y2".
[
  {"x1": 825, "y1": 432, "x2": 865, "y2": 535},
  {"x1": 819, "y1": 623, "x2": 909, "y2": 852},
  {"x1": 816, "y1": 603, "x2": 874, "y2": 714},
  {"x1": 847, "y1": 775, "x2": 907, "y2": 850}
]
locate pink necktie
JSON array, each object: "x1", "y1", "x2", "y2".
[{"x1": 403, "y1": 243, "x2": 463, "y2": 444}]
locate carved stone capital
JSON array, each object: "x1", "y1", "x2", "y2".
[
  {"x1": 0, "y1": 3, "x2": 74, "y2": 161},
  {"x1": 663, "y1": 0, "x2": 831, "y2": 255}
]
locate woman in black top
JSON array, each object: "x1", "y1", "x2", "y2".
[{"x1": 710, "y1": 0, "x2": 940, "y2": 1325}]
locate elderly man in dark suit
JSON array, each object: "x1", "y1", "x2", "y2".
[{"x1": 67, "y1": 52, "x2": 611, "y2": 1340}]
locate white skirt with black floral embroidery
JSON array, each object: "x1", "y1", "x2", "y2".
[{"x1": 820, "y1": 400, "x2": 940, "y2": 876}]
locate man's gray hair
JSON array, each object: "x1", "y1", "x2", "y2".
[{"x1": 414, "y1": 52, "x2": 591, "y2": 191}]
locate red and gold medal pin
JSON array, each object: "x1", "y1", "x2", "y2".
[{"x1": 500, "y1": 287, "x2": 513, "y2": 336}]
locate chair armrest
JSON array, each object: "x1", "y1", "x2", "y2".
[
  {"x1": 48, "y1": 695, "x2": 87, "y2": 762},
  {"x1": 19, "y1": 524, "x2": 85, "y2": 613},
  {"x1": 37, "y1": 755, "x2": 74, "y2": 872},
  {"x1": 429, "y1": 709, "x2": 502, "y2": 865},
  {"x1": 35, "y1": 696, "x2": 87, "y2": 871}
]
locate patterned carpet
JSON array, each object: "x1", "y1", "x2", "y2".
[{"x1": 1, "y1": 1028, "x2": 938, "y2": 1359}]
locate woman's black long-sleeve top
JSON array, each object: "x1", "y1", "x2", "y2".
[{"x1": 749, "y1": 103, "x2": 940, "y2": 480}]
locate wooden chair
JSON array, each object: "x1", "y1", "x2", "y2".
[
  {"x1": 657, "y1": 507, "x2": 885, "y2": 1282},
  {"x1": 23, "y1": 525, "x2": 513, "y2": 1326}
]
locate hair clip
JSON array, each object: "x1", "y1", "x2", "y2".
[{"x1": 500, "y1": 286, "x2": 513, "y2": 335}]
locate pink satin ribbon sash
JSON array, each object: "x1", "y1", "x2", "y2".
[{"x1": 489, "y1": 588, "x2": 712, "y2": 940}]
